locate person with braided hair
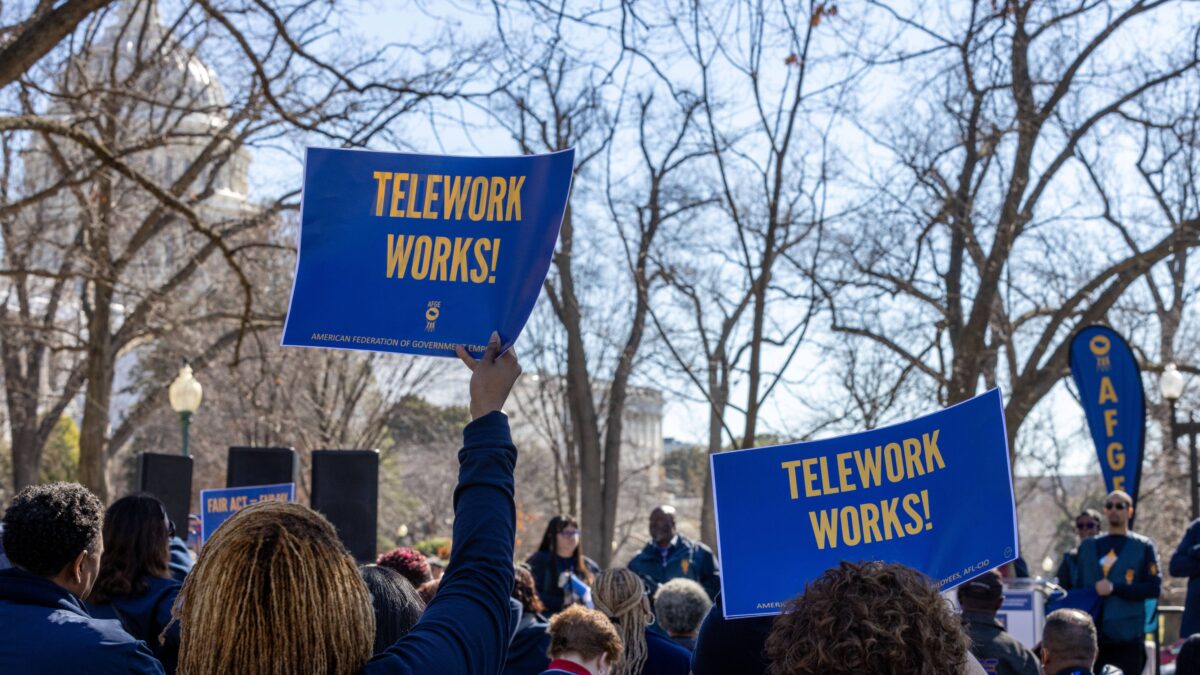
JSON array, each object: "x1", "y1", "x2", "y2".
[
  {"x1": 175, "y1": 330, "x2": 523, "y2": 674},
  {"x1": 592, "y1": 568, "x2": 690, "y2": 675}
]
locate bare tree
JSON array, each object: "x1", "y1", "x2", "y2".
[{"x1": 825, "y1": 0, "x2": 1200, "y2": 453}]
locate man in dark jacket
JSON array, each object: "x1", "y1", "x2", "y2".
[
  {"x1": 628, "y1": 505, "x2": 720, "y2": 599},
  {"x1": 1071, "y1": 490, "x2": 1161, "y2": 675},
  {"x1": 957, "y1": 570, "x2": 1040, "y2": 675},
  {"x1": 0, "y1": 482, "x2": 164, "y2": 674},
  {"x1": 1170, "y1": 516, "x2": 1200, "y2": 638},
  {"x1": 1040, "y1": 609, "x2": 1100, "y2": 675}
]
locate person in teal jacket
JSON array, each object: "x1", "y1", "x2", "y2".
[
  {"x1": 1070, "y1": 490, "x2": 1161, "y2": 675},
  {"x1": 627, "y1": 505, "x2": 720, "y2": 600}
]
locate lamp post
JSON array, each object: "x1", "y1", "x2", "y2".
[
  {"x1": 1160, "y1": 363, "x2": 1199, "y2": 520},
  {"x1": 169, "y1": 363, "x2": 203, "y2": 457}
]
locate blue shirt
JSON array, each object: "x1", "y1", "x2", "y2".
[
  {"x1": 87, "y1": 575, "x2": 182, "y2": 673},
  {"x1": 0, "y1": 567, "x2": 165, "y2": 674},
  {"x1": 1170, "y1": 517, "x2": 1200, "y2": 637}
]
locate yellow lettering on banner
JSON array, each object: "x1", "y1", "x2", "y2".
[
  {"x1": 373, "y1": 171, "x2": 392, "y2": 216},
  {"x1": 880, "y1": 498, "x2": 905, "y2": 540},
  {"x1": 854, "y1": 446, "x2": 883, "y2": 489},
  {"x1": 422, "y1": 175, "x2": 442, "y2": 219},
  {"x1": 802, "y1": 458, "x2": 820, "y2": 497},
  {"x1": 1099, "y1": 377, "x2": 1118, "y2": 405},
  {"x1": 505, "y1": 176, "x2": 525, "y2": 220},
  {"x1": 902, "y1": 494, "x2": 923, "y2": 535},
  {"x1": 1113, "y1": 475, "x2": 1125, "y2": 491},
  {"x1": 903, "y1": 438, "x2": 923, "y2": 478},
  {"x1": 839, "y1": 506, "x2": 862, "y2": 546},
  {"x1": 884, "y1": 443, "x2": 903, "y2": 482},
  {"x1": 861, "y1": 503, "x2": 882, "y2": 543},
  {"x1": 1104, "y1": 409, "x2": 1118, "y2": 437},
  {"x1": 411, "y1": 236, "x2": 433, "y2": 280},
  {"x1": 486, "y1": 177, "x2": 506, "y2": 221},
  {"x1": 819, "y1": 457, "x2": 840, "y2": 495},
  {"x1": 444, "y1": 175, "x2": 471, "y2": 219},
  {"x1": 836, "y1": 452, "x2": 856, "y2": 493},
  {"x1": 781, "y1": 461, "x2": 803, "y2": 500},
  {"x1": 405, "y1": 174, "x2": 423, "y2": 219},
  {"x1": 810, "y1": 509, "x2": 838, "y2": 550},
  {"x1": 387, "y1": 234, "x2": 415, "y2": 278},
  {"x1": 389, "y1": 173, "x2": 408, "y2": 218},
  {"x1": 449, "y1": 237, "x2": 473, "y2": 282},
  {"x1": 806, "y1": 491, "x2": 931, "y2": 549},
  {"x1": 468, "y1": 177, "x2": 489, "y2": 221},
  {"x1": 1107, "y1": 442, "x2": 1125, "y2": 471},
  {"x1": 922, "y1": 430, "x2": 945, "y2": 472},
  {"x1": 430, "y1": 237, "x2": 452, "y2": 280}
]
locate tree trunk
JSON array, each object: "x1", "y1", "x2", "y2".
[
  {"x1": 700, "y1": 370, "x2": 727, "y2": 549},
  {"x1": 78, "y1": 279, "x2": 114, "y2": 502}
]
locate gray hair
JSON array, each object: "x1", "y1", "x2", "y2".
[{"x1": 653, "y1": 578, "x2": 711, "y2": 635}]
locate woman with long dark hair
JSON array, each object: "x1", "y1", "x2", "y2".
[
  {"x1": 527, "y1": 515, "x2": 600, "y2": 615},
  {"x1": 86, "y1": 493, "x2": 183, "y2": 673}
]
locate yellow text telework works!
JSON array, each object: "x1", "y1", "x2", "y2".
[{"x1": 371, "y1": 171, "x2": 527, "y2": 285}]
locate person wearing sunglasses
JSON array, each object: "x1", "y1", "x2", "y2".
[
  {"x1": 1055, "y1": 508, "x2": 1103, "y2": 590},
  {"x1": 1069, "y1": 490, "x2": 1161, "y2": 675}
]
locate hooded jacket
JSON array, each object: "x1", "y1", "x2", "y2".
[{"x1": 0, "y1": 566, "x2": 164, "y2": 674}]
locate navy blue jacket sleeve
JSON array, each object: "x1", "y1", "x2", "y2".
[
  {"x1": 167, "y1": 537, "x2": 193, "y2": 581},
  {"x1": 1113, "y1": 540, "x2": 1162, "y2": 600},
  {"x1": 1171, "y1": 520, "x2": 1200, "y2": 578},
  {"x1": 701, "y1": 546, "x2": 721, "y2": 599},
  {"x1": 364, "y1": 411, "x2": 517, "y2": 675}
]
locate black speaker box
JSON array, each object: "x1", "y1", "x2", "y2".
[
  {"x1": 311, "y1": 450, "x2": 379, "y2": 563},
  {"x1": 226, "y1": 446, "x2": 297, "y2": 488},
  {"x1": 137, "y1": 452, "x2": 193, "y2": 534}
]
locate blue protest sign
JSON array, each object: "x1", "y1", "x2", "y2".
[
  {"x1": 281, "y1": 147, "x2": 575, "y2": 358},
  {"x1": 200, "y1": 483, "x2": 295, "y2": 543},
  {"x1": 711, "y1": 389, "x2": 1017, "y2": 618},
  {"x1": 1068, "y1": 326, "x2": 1146, "y2": 503}
]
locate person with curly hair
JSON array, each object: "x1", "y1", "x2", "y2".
[
  {"x1": 593, "y1": 567, "x2": 690, "y2": 675},
  {"x1": 87, "y1": 493, "x2": 184, "y2": 673},
  {"x1": 506, "y1": 564, "x2": 551, "y2": 674},
  {"x1": 653, "y1": 578, "x2": 711, "y2": 651},
  {"x1": 764, "y1": 561, "x2": 973, "y2": 675},
  {"x1": 377, "y1": 546, "x2": 433, "y2": 589},
  {"x1": 542, "y1": 605, "x2": 624, "y2": 675},
  {"x1": 0, "y1": 482, "x2": 164, "y2": 674}
]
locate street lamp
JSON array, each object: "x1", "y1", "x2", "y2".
[
  {"x1": 1160, "y1": 363, "x2": 1198, "y2": 520},
  {"x1": 169, "y1": 363, "x2": 203, "y2": 457}
]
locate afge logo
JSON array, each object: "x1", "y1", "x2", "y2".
[{"x1": 425, "y1": 301, "x2": 441, "y2": 332}]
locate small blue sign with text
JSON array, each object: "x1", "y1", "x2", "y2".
[{"x1": 200, "y1": 482, "x2": 295, "y2": 543}]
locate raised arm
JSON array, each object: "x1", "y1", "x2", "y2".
[{"x1": 365, "y1": 332, "x2": 521, "y2": 674}]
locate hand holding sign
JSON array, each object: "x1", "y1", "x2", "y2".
[{"x1": 456, "y1": 331, "x2": 521, "y2": 420}]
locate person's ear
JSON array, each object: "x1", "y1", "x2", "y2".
[{"x1": 68, "y1": 548, "x2": 88, "y2": 585}]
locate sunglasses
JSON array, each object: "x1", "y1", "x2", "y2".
[
  {"x1": 1075, "y1": 521, "x2": 1098, "y2": 530},
  {"x1": 1104, "y1": 501, "x2": 1129, "y2": 510}
]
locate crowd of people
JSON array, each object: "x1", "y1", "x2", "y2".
[{"x1": 2, "y1": 333, "x2": 1200, "y2": 674}]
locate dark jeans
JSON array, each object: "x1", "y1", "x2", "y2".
[{"x1": 1097, "y1": 639, "x2": 1145, "y2": 675}]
